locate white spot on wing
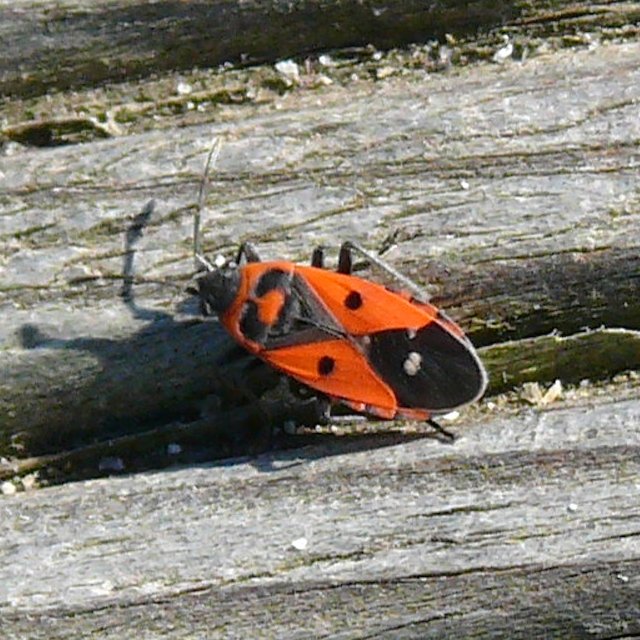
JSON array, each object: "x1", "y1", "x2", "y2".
[
  {"x1": 403, "y1": 351, "x2": 422, "y2": 376},
  {"x1": 406, "y1": 328, "x2": 417, "y2": 340}
]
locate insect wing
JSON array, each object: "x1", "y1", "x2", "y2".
[
  {"x1": 296, "y1": 266, "x2": 435, "y2": 336},
  {"x1": 296, "y1": 265, "x2": 487, "y2": 413},
  {"x1": 264, "y1": 338, "x2": 398, "y2": 412}
]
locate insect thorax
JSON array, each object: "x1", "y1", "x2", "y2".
[{"x1": 196, "y1": 267, "x2": 242, "y2": 316}]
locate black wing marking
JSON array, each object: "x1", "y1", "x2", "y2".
[
  {"x1": 251, "y1": 271, "x2": 347, "y2": 349},
  {"x1": 367, "y1": 323, "x2": 486, "y2": 412}
]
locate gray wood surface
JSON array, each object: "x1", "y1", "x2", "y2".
[
  {"x1": 2, "y1": 40, "x2": 639, "y2": 458},
  {"x1": 2, "y1": 391, "x2": 639, "y2": 637},
  {"x1": 0, "y1": 0, "x2": 514, "y2": 97},
  {"x1": 2, "y1": 0, "x2": 636, "y2": 99},
  {"x1": 1, "y1": 1, "x2": 640, "y2": 636}
]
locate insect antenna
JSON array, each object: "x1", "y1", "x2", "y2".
[{"x1": 193, "y1": 136, "x2": 222, "y2": 273}]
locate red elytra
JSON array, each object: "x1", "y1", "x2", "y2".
[{"x1": 196, "y1": 243, "x2": 487, "y2": 423}]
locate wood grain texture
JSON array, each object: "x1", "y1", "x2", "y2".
[
  {"x1": 1, "y1": 2, "x2": 640, "y2": 636},
  {"x1": 1, "y1": 393, "x2": 639, "y2": 637},
  {"x1": 2, "y1": 39, "x2": 639, "y2": 457},
  {"x1": 0, "y1": 0, "x2": 516, "y2": 98},
  {"x1": 2, "y1": 0, "x2": 638, "y2": 99}
]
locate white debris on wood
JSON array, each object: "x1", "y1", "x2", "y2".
[
  {"x1": 318, "y1": 54, "x2": 335, "y2": 67},
  {"x1": 291, "y1": 537, "x2": 308, "y2": 551},
  {"x1": 521, "y1": 380, "x2": 563, "y2": 407},
  {"x1": 1, "y1": 481, "x2": 17, "y2": 495},
  {"x1": 176, "y1": 81, "x2": 193, "y2": 96},
  {"x1": 492, "y1": 35, "x2": 513, "y2": 64},
  {"x1": 542, "y1": 379, "x2": 563, "y2": 405},
  {"x1": 275, "y1": 59, "x2": 300, "y2": 84}
]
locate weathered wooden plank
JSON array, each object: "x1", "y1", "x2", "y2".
[
  {"x1": 6, "y1": 560, "x2": 638, "y2": 640},
  {"x1": 2, "y1": 41, "x2": 639, "y2": 461},
  {"x1": 3, "y1": 326, "x2": 640, "y2": 482},
  {"x1": 3, "y1": 0, "x2": 638, "y2": 100},
  {"x1": 1, "y1": 5, "x2": 639, "y2": 633},
  {"x1": 0, "y1": 0, "x2": 545, "y2": 99},
  {"x1": 4, "y1": 41, "x2": 639, "y2": 291},
  {"x1": 0, "y1": 0, "x2": 513, "y2": 97},
  {"x1": 1, "y1": 392, "x2": 639, "y2": 637}
]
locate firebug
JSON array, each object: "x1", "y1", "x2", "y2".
[{"x1": 194, "y1": 240, "x2": 487, "y2": 438}]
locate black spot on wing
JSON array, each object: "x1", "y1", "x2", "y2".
[
  {"x1": 344, "y1": 290, "x2": 363, "y2": 310},
  {"x1": 317, "y1": 355, "x2": 335, "y2": 376},
  {"x1": 368, "y1": 323, "x2": 485, "y2": 411}
]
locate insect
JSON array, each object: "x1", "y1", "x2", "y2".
[{"x1": 194, "y1": 240, "x2": 487, "y2": 437}]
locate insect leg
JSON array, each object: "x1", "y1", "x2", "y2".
[
  {"x1": 340, "y1": 240, "x2": 429, "y2": 302},
  {"x1": 314, "y1": 244, "x2": 352, "y2": 274},
  {"x1": 315, "y1": 395, "x2": 332, "y2": 424},
  {"x1": 295, "y1": 394, "x2": 331, "y2": 426},
  {"x1": 337, "y1": 243, "x2": 353, "y2": 274},
  {"x1": 235, "y1": 242, "x2": 262, "y2": 264},
  {"x1": 427, "y1": 418, "x2": 456, "y2": 443},
  {"x1": 311, "y1": 246, "x2": 325, "y2": 268}
]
